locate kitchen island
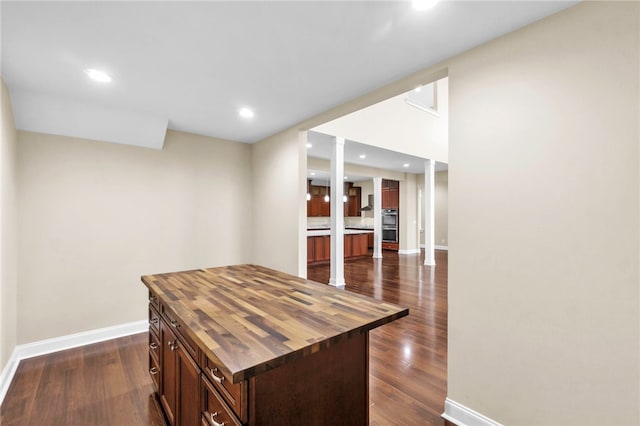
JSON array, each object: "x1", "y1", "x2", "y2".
[
  {"x1": 307, "y1": 228, "x2": 373, "y2": 264},
  {"x1": 142, "y1": 264, "x2": 408, "y2": 426}
]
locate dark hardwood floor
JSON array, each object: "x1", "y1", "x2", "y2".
[
  {"x1": 1, "y1": 334, "x2": 167, "y2": 426},
  {"x1": 308, "y1": 249, "x2": 448, "y2": 426},
  {"x1": 1, "y1": 249, "x2": 447, "y2": 425}
]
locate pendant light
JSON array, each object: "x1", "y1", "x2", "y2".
[{"x1": 324, "y1": 179, "x2": 330, "y2": 203}]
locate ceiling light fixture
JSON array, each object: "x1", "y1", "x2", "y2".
[
  {"x1": 414, "y1": 86, "x2": 422, "y2": 92},
  {"x1": 403, "y1": 163, "x2": 410, "y2": 168},
  {"x1": 85, "y1": 68, "x2": 111, "y2": 83},
  {"x1": 344, "y1": 176, "x2": 348, "y2": 180},
  {"x1": 359, "y1": 154, "x2": 366, "y2": 159},
  {"x1": 310, "y1": 172, "x2": 316, "y2": 176},
  {"x1": 306, "y1": 142, "x2": 312, "y2": 148},
  {"x1": 238, "y1": 107, "x2": 254, "y2": 118},
  {"x1": 412, "y1": 0, "x2": 440, "y2": 11}
]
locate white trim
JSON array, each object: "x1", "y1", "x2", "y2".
[
  {"x1": 442, "y1": 398, "x2": 503, "y2": 426},
  {"x1": 0, "y1": 319, "x2": 147, "y2": 404},
  {"x1": 398, "y1": 249, "x2": 421, "y2": 255},
  {"x1": 420, "y1": 244, "x2": 448, "y2": 250},
  {"x1": 0, "y1": 349, "x2": 20, "y2": 405}
]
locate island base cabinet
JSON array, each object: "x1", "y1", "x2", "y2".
[
  {"x1": 201, "y1": 375, "x2": 242, "y2": 426},
  {"x1": 160, "y1": 320, "x2": 177, "y2": 425},
  {"x1": 249, "y1": 332, "x2": 368, "y2": 425},
  {"x1": 160, "y1": 318, "x2": 200, "y2": 426}
]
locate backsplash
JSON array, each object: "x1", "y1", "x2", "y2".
[{"x1": 307, "y1": 217, "x2": 374, "y2": 228}]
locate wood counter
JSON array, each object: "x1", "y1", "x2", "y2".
[{"x1": 142, "y1": 264, "x2": 408, "y2": 425}]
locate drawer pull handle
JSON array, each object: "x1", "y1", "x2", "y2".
[
  {"x1": 168, "y1": 340, "x2": 178, "y2": 351},
  {"x1": 149, "y1": 367, "x2": 158, "y2": 375},
  {"x1": 149, "y1": 343, "x2": 158, "y2": 350},
  {"x1": 210, "y1": 412, "x2": 225, "y2": 426},
  {"x1": 210, "y1": 367, "x2": 224, "y2": 384},
  {"x1": 170, "y1": 320, "x2": 179, "y2": 328},
  {"x1": 149, "y1": 295, "x2": 156, "y2": 303},
  {"x1": 150, "y1": 318, "x2": 158, "y2": 325}
]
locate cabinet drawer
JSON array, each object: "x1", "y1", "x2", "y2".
[
  {"x1": 149, "y1": 352, "x2": 160, "y2": 392},
  {"x1": 148, "y1": 290, "x2": 160, "y2": 311},
  {"x1": 149, "y1": 305, "x2": 160, "y2": 334},
  {"x1": 162, "y1": 306, "x2": 197, "y2": 359},
  {"x1": 149, "y1": 330, "x2": 160, "y2": 363},
  {"x1": 382, "y1": 242, "x2": 399, "y2": 251},
  {"x1": 202, "y1": 354, "x2": 247, "y2": 422},
  {"x1": 201, "y1": 374, "x2": 242, "y2": 426}
]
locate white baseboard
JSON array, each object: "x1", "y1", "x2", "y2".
[
  {"x1": 0, "y1": 349, "x2": 20, "y2": 408},
  {"x1": 398, "y1": 249, "x2": 421, "y2": 255},
  {"x1": 442, "y1": 398, "x2": 503, "y2": 426},
  {"x1": 0, "y1": 319, "x2": 147, "y2": 404},
  {"x1": 419, "y1": 244, "x2": 449, "y2": 251}
]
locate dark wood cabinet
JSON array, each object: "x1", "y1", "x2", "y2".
[
  {"x1": 308, "y1": 195, "x2": 321, "y2": 217},
  {"x1": 320, "y1": 195, "x2": 330, "y2": 217},
  {"x1": 313, "y1": 235, "x2": 331, "y2": 262},
  {"x1": 344, "y1": 233, "x2": 353, "y2": 258},
  {"x1": 382, "y1": 242, "x2": 399, "y2": 251},
  {"x1": 307, "y1": 233, "x2": 371, "y2": 264},
  {"x1": 307, "y1": 237, "x2": 314, "y2": 263},
  {"x1": 160, "y1": 320, "x2": 178, "y2": 425},
  {"x1": 307, "y1": 183, "x2": 361, "y2": 217},
  {"x1": 176, "y1": 345, "x2": 199, "y2": 426},
  {"x1": 355, "y1": 233, "x2": 368, "y2": 256},
  {"x1": 152, "y1": 294, "x2": 201, "y2": 426},
  {"x1": 381, "y1": 179, "x2": 399, "y2": 209}
]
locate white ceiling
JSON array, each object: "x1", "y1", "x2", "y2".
[
  {"x1": 1, "y1": 1, "x2": 578, "y2": 144},
  {"x1": 307, "y1": 130, "x2": 447, "y2": 176}
]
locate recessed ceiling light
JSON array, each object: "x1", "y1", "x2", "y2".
[
  {"x1": 412, "y1": 0, "x2": 439, "y2": 11},
  {"x1": 238, "y1": 107, "x2": 254, "y2": 118},
  {"x1": 359, "y1": 154, "x2": 366, "y2": 159},
  {"x1": 310, "y1": 172, "x2": 316, "y2": 176},
  {"x1": 414, "y1": 86, "x2": 422, "y2": 93},
  {"x1": 403, "y1": 163, "x2": 410, "y2": 168},
  {"x1": 306, "y1": 142, "x2": 312, "y2": 148},
  {"x1": 85, "y1": 68, "x2": 111, "y2": 83},
  {"x1": 344, "y1": 176, "x2": 348, "y2": 180}
]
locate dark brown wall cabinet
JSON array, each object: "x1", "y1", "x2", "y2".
[
  {"x1": 307, "y1": 181, "x2": 361, "y2": 217},
  {"x1": 381, "y1": 179, "x2": 399, "y2": 209}
]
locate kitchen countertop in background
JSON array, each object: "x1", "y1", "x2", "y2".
[{"x1": 307, "y1": 229, "x2": 373, "y2": 237}]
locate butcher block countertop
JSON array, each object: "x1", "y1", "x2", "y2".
[{"x1": 141, "y1": 264, "x2": 408, "y2": 383}]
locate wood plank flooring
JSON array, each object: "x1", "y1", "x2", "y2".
[
  {"x1": 1, "y1": 249, "x2": 447, "y2": 425},
  {"x1": 308, "y1": 249, "x2": 448, "y2": 426}
]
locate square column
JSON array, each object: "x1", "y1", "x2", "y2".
[
  {"x1": 424, "y1": 159, "x2": 436, "y2": 266},
  {"x1": 329, "y1": 137, "x2": 346, "y2": 287},
  {"x1": 372, "y1": 177, "x2": 383, "y2": 259}
]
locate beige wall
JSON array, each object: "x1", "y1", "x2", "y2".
[
  {"x1": 417, "y1": 171, "x2": 448, "y2": 248},
  {"x1": 17, "y1": 130, "x2": 252, "y2": 343},
  {"x1": 1, "y1": 79, "x2": 18, "y2": 370},
  {"x1": 399, "y1": 173, "x2": 419, "y2": 252},
  {"x1": 251, "y1": 129, "x2": 307, "y2": 277},
  {"x1": 313, "y1": 77, "x2": 449, "y2": 163},
  {"x1": 434, "y1": 171, "x2": 448, "y2": 247},
  {"x1": 446, "y1": 2, "x2": 639, "y2": 424}
]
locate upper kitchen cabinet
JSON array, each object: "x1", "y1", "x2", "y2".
[
  {"x1": 307, "y1": 181, "x2": 362, "y2": 217},
  {"x1": 381, "y1": 179, "x2": 399, "y2": 209},
  {"x1": 345, "y1": 182, "x2": 361, "y2": 217}
]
